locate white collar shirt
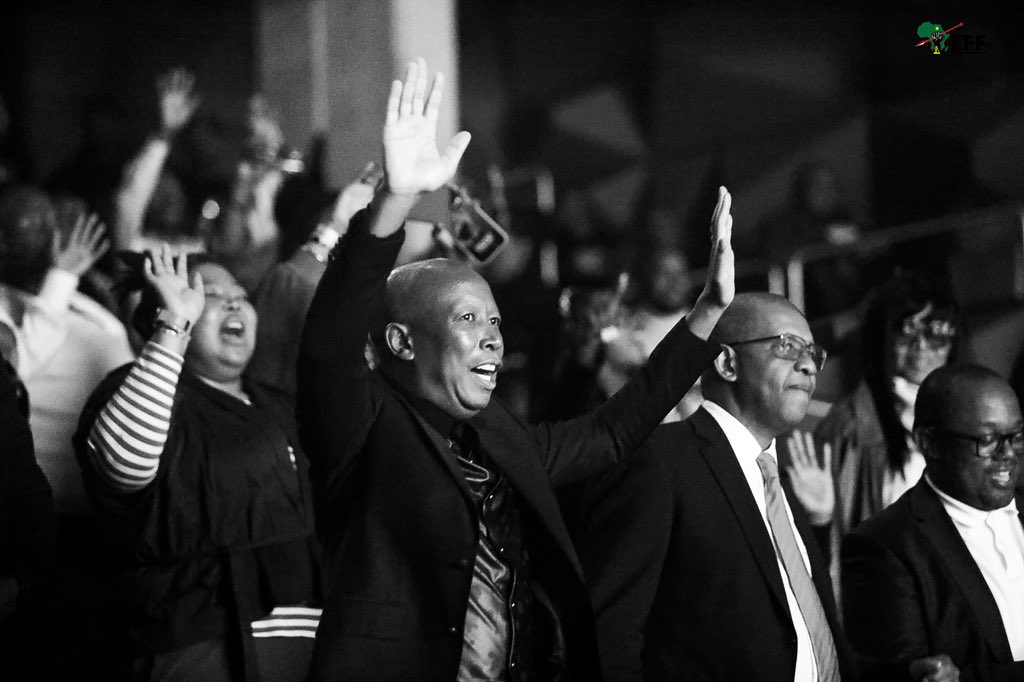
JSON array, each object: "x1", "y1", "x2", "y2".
[
  {"x1": 702, "y1": 400, "x2": 819, "y2": 682},
  {"x1": 926, "y1": 475, "x2": 1024, "y2": 661}
]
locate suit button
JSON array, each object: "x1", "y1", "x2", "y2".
[
  {"x1": 456, "y1": 558, "x2": 471, "y2": 568},
  {"x1": 448, "y1": 626, "x2": 458, "y2": 634},
  {"x1": 510, "y1": 661, "x2": 517, "y2": 669}
]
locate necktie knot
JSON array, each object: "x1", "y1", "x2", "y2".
[{"x1": 756, "y1": 451, "x2": 779, "y2": 483}]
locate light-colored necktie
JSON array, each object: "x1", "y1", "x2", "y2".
[{"x1": 756, "y1": 452, "x2": 841, "y2": 682}]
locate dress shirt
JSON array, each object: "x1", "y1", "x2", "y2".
[
  {"x1": 926, "y1": 475, "x2": 1024, "y2": 661},
  {"x1": 702, "y1": 400, "x2": 819, "y2": 682}
]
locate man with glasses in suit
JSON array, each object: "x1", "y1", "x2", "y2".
[
  {"x1": 577, "y1": 291, "x2": 858, "y2": 681},
  {"x1": 843, "y1": 363, "x2": 1024, "y2": 681}
]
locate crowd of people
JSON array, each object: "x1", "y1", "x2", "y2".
[{"x1": 0, "y1": 57, "x2": 1022, "y2": 682}]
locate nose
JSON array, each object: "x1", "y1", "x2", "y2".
[
  {"x1": 992, "y1": 437, "x2": 1019, "y2": 461},
  {"x1": 225, "y1": 295, "x2": 243, "y2": 311},
  {"x1": 795, "y1": 352, "x2": 818, "y2": 376},
  {"x1": 480, "y1": 325, "x2": 503, "y2": 353}
]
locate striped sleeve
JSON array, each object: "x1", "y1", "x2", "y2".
[{"x1": 87, "y1": 340, "x2": 184, "y2": 492}]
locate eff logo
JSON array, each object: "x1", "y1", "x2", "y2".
[{"x1": 915, "y1": 21, "x2": 988, "y2": 55}]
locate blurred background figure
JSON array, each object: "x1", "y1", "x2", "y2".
[
  {"x1": 753, "y1": 162, "x2": 874, "y2": 320},
  {"x1": 247, "y1": 171, "x2": 376, "y2": 394},
  {"x1": 801, "y1": 269, "x2": 963, "y2": 598},
  {"x1": 0, "y1": 184, "x2": 132, "y2": 677}
]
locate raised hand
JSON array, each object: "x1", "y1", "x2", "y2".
[
  {"x1": 143, "y1": 245, "x2": 205, "y2": 329},
  {"x1": 157, "y1": 67, "x2": 199, "y2": 136},
  {"x1": 785, "y1": 431, "x2": 834, "y2": 526},
  {"x1": 701, "y1": 186, "x2": 735, "y2": 310},
  {"x1": 52, "y1": 213, "x2": 109, "y2": 277},
  {"x1": 383, "y1": 58, "x2": 471, "y2": 195},
  {"x1": 683, "y1": 186, "x2": 734, "y2": 339}
]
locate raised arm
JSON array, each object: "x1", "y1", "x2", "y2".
[
  {"x1": 534, "y1": 189, "x2": 733, "y2": 484},
  {"x1": 85, "y1": 248, "x2": 204, "y2": 492},
  {"x1": 296, "y1": 58, "x2": 470, "y2": 488},
  {"x1": 112, "y1": 68, "x2": 198, "y2": 251}
]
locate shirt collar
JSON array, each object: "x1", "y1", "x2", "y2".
[
  {"x1": 925, "y1": 473, "x2": 1019, "y2": 528},
  {"x1": 406, "y1": 392, "x2": 465, "y2": 439},
  {"x1": 702, "y1": 399, "x2": 778, "y2": 462}
]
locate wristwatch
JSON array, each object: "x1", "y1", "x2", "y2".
[{"x1": 154, "y1": 308, "x2": 192, "y2": 338}]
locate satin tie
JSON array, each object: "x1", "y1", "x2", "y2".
[{"x1": 756, "y1": 452, "x2": 840, "y2": 682}]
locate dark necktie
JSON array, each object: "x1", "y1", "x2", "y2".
[{"x1": 756, "y1": 452, "x2": 840, "y2": 682}]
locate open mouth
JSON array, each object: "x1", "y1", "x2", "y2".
[
  {"x1": 220, "y1": 319, "x2": 247, "y2": 341},
  {"x1": 471, "y1": 363, "x2": 499, "y2": 387},
  {"x1": 990, "y1": 469, "x2": 1015, "y2": 487}
]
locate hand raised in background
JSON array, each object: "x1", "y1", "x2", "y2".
[
  {"x1": 383, "y1": 58, "x2": 471, "y2": 196},
  {"x1": 156, "y1": 67, "x2": 199, "y2": 136},
  {"x1": 785, "y1": 430, "x2": 834, "y2": 526},
  {"x1": 52, "y1": 212, "x2": 109, "y2": 277}
]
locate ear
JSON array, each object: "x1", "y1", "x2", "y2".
[
  {"x1": 712, "y1": 344, "x2": 739, "y2": 383},
  {"x1": 914, "y1": 428, "x2": 937, "y2": 460},
  {"x1": 384, "y1": 322, "x2": 414, "y2": 361}
]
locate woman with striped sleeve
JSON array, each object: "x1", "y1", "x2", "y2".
[{"x1": 73, "y1": 246, "x2": 321, "y2": 681}]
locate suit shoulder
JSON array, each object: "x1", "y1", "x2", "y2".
[{"x1": 848, "y1": 488, "x2": 916, "y2": 544}]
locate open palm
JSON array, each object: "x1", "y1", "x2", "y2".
[{"x1": 383, "y1": 58, "x2": 471, "y2": 195}]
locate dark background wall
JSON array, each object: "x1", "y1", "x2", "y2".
[{"x1": 2, "y1": 0, "x2": 1022, "y2": 258}]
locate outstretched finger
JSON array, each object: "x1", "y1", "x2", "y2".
[
  {"x1": 85, "y1": 221, "x2": 107, "y2": 252},
  {"x1": 425, "y1": 72, "x2": 445, "y2": 123},
  {"x1": 822, "y1": 442, "x2": 832, "y2": 473},
  {"x1": 385, "y1": 80, "x2": 402, "y2": 125},
  {"x1": 710, "y1": 186, "x2": 725, "y2": 230},
  {"x1": 788, "y1": 433, "x2": 808, "y2": 468},
  {"x1": 190, "y1": 269, "x2": 205, "y2": 297},
  {"x1": 399, "y1": 60, "x2": 417, "y2": 116},
  {"x1": 175, "y1": 249, "x2": 188, "y2": 279},
  {"x1": 412, "y1": 57, "x2": 428, "y2": 115},
  {"x1": 804, "y1": 431, "x2": 816, "y2": 465}
]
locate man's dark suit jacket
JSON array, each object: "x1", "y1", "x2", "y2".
[
  {"x1": 577, "y1": 407, "x2": 854, "y2": 682},
  {"x1": 296, "y1": 219, "x2": 721, "y2": 681},
  {"x1": 842, "y1": 480, "x2": 1024, "y2": 682}
]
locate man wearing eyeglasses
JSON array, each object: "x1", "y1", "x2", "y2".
[
  {"x1": 842, "y1": 363, "x2": 1024, "y2": 681},
  {"x1": 578, "y1": 291, "x2": 864, "y2": 681}
]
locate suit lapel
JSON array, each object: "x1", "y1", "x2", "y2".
[
  {"x1": 393, "y1": 390, "x2": 476, "y2": 507},
  {"x1": 475, "y1": 405, "x2": 585, "y2": 578},
  {"x1": 692, "y1": 409, "x2": 792, "y2": 614},
  {"x1": 911, "y1": 481, "x2": 1015, "y2": 662}
]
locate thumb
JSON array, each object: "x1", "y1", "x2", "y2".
[{"x1": 441, "y1": 131, "x2": 472, "y2": 172}]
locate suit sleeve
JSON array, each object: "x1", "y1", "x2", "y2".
[
  {"x1": 577, "y1": 445, "x2": 673, "y2": 682},
  {"x1": 842, "y1": 528, "x2": 932, "y2": 666},
  {"x1": 533, "y1": 318, "x2": 721, "y2": 486},
  {"x1": 296, "y1": 213, "x2": 404, "y2": 511}
]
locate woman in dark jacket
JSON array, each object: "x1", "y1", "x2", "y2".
[{"x1": 75, "y1": 247, "x2": 320, "y2": 681}]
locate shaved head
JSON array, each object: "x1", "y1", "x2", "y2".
[
  {"x1": 914, "y1": 364, "x2": 1012, "y2": 431},
  {"x1": 703, "y1": 292, "x2": 816, "y2": 445},
  {"x1": 374, "y1": 257, "x2": 504, "y2": 420},
  {"x1": 378, "y1": 258, "x2": 488, "y2": 338},
  {"x1": 708, "y1": 292, "x2": 806, "y2": 347}
]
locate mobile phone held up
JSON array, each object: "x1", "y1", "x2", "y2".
[{"x1": 444, "y1": 182, "x2": 510, "y2": 266}]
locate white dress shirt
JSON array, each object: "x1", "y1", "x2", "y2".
[
  {"x1": 703, "y1": 400, "x2": 819, "y2": 682},
  {"x1": 926, "y1": 475, "x2": 1024, "y2": 661}
]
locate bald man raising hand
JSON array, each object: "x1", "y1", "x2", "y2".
[
  {"x1": 578, "y1": 292, "x2": 859, "y2": 682},
  {"x1": 297, "y1": 59, "x2": 732, "y2": 681}
]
